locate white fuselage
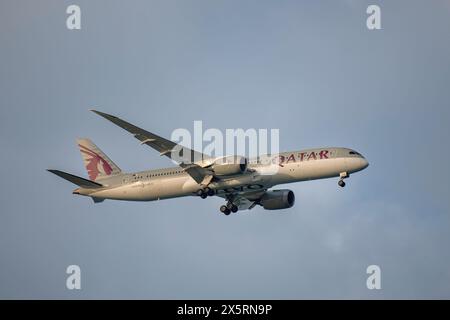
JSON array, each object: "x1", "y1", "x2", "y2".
[{"x1": 74, "y1": 147, "x2": 369, "y2": 201}]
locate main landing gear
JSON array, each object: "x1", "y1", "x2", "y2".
[
  {"x1": 220, "y1": 202, "x2": 238, "y2": 215},
  {"x1": 196, "y1": 187, "x2": 238, "y2": 215},
  {"x1": 196, "y1": 187, "x2": 215, "y2": 199},
  {"x1": 338, "y1": 172, "x2": 349, "y2": 188}
]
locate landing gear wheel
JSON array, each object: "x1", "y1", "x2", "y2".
[
  {"x1": 220, "y1": 205, "x2": 231, "y2": 215},
  {"x1": 198, "y1": 187, "x2": 214, "y2": 198},
  {"x1": 197, "y1": 188, "x2": 209, "y2": 199},
  {"x1": 230, "y1": 205, "x2": 238, "y2": 213},
  {"x1": 338, "y1": 180, "x2": 346, "y2": 188}
]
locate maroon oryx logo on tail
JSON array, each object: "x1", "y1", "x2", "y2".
[{"x1": 78, "y1": 144, "x2": 113, "y2": 180}]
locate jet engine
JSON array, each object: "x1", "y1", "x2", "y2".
[
  {"x1": 260, "y1": 190, "x2": 295, "y2": 210},
  {"x1": 211, "y1": 155, "x2": 248, "y2": 176}
]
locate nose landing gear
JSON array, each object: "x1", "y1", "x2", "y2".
[{"x1": 338, "y1": 172, "x2": 349, "y2": 188}]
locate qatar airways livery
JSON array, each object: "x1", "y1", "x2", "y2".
[{"x1": 48, "y1": 110, "x2": 369, "y2": 215}]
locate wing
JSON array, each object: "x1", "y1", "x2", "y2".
[
  {"x1": 91, "y1": 110, "x2": 209, "y2": 164},
  {"x1": 91, "y1": 110, "x2": 213, "y2": 184},
  {"x1": 217, "y1": 189, "x2": 267, "y2": 211},
  {"x1": 179, "y1": 162, "x2": 214, "y2": 185}
]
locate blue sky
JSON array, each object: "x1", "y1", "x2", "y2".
[{"x1": 1, "y1": 0, "x2": 450, "y2": 298}]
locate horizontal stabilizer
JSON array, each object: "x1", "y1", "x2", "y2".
[{"x1": 47, "y1": 169, "x2": 103, "y2": 188}]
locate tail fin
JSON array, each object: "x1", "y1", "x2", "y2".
[
  {"x1": 47, "y1": 169, "x2": 103, "y2": 188},
  {"x1": 77, "y1": 138, "x2": 122, "y2": 181}
]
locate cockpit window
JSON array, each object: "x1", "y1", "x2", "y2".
[{"x1": 349, "y1": 151, "x2": 361, "y2": 156}]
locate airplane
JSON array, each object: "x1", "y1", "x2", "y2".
[{"x1": 48, "y1": 110, "x2": 369, "y2": 215}]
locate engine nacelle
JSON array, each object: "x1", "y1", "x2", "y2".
[
  {"x1": 212, "y1": 156, "x2": 248, "y2": 176},
  {"x1": 260, "y1": 190, "x2": 295, "y2": 210}
]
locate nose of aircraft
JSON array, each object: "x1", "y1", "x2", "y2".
[{"x1": 360, "y1": 157, "x2": 369, "y2": 170}]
